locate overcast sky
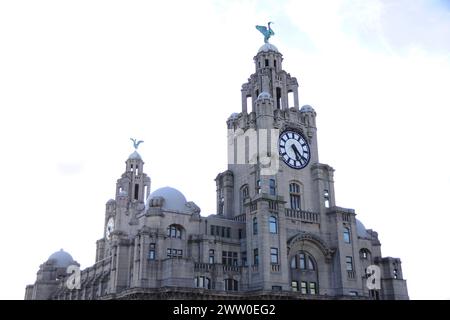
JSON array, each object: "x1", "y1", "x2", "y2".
[{"x1": 1, "y1": 0, "x2": 449, "y2": 300}]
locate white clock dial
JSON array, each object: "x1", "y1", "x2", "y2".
[
  {"x1": 105, "y1": 217, "x2": 115, "y2": 240},
  {"x1": 278, "y1": 130, "x2": 311, "y2": 169}
]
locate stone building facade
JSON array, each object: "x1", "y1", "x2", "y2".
[{"x1": 25, "y1": 41, "x2": 408, "y2": 300}]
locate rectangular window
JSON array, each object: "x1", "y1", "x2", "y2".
[
  {"x1": 209, "y1": 249, "x2": 214, "y2": 264},
  {"x1": 270, "y1": 248, "x2": 279, "y2": 264},
  {"x1": 300, "y1": 281, "x2": 308, "y2": 294},
  {"x1": 254, "y1": 248, "x2": 259, "y2": 265},
  {"x1": 233, "y1": 252, "x2": 238, "y2": 266},
  {"x1": 215, "y1": 226, "x2": 220, "y2": 236},
  {"x1": 222, "y1": 251, "x2": 236, "y2": 266},
  {"x1": 269, "y1": 179, "x2": 276, "y2": 195},
  {"x1": 167, "y1": 248, "x2": 171, "y2": 257},
  {"x1": 210, "y1": 225, "x2": 215, "y2": 236},
  {"x1": 265, "y1": 59, "x2": 269, "y2": 67},
  {"x1": 256, "y1": 179, "x2": 261, "y2": 194},
  {"x1": 346, "y1": 256, "x2": 353, "y2": 271},
  {"x1": 292, "y1": 281, "x2": 298, "y2": 292},
  {"x1": 226, "y1": 227, "x2": 231, "y2": 238},
  {"x1": 309, "y1": 282, "x2": 317, "y2": 295},
  {"x1": 324, "y1": 189, "x2": 330, "y2": 208},
  {"x1": 221, "y1": 226, "x2": 225, "y2": 237},
  {"x1": 253, "y1": 217, "x2": 258, "y2": 235},
  {"x1": 343, "y1": 228, "x2": 351, "y2": 243},
  {"x1": 242, "y1": 251, "x2": 247, "y2": 266},
  {"x1": 349, "y1": 291, "x2": 358, "y2": 296},
  {"x1": 148, "y1": 243, "x2": 156, "y2": 260},
  {"x1": 238, "y1": 229, "x2": 242, "y2": 239},
  {"x1": 272, "y1": 286, "x2": 282, "y2": 291},
  {"x1": 290, "y1": 194, "x2": 301, "y2": 210}
]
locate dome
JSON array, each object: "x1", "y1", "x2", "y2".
[
  {"x1": 106, "y1": 199, "x2": 115, "y2": 204},
  {"x1": 300, "y1": 105, "x2": 315, "y2": 113},
  {"x1": 48, "y1": 249, "x2": 75, "y2": 268},
  {"x1": 228, "y1": 113, "x2": 239, "y2": 120},
  {"x1": 257, "y1": 92, "x2": 272, "y2": 100},
  {"x1": 356, "y1": 219, "x2": 370, "y2": 238},
  {"x1": 128, "y1": 151, "x2": 142, "y2": 160},
  {"x1": 258, "y1": 43, "x2": 279, "y2": 53},
  {"x1": 147, "y1": 186, "x2": 188, "y2": 212}
]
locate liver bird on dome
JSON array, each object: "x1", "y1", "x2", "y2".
[{"x1": 256, "y1": 22, "x2": 275, "y2": 43}]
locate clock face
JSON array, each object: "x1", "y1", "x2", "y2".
[
  {"x1": 278, "y1": 130, "x2": 311, "y2": 169},
  {"x1": 105, "y1": 217, "x2": 114, "y2": 240}
]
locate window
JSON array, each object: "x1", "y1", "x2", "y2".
[
  {"x1": 300, "y1": 281, "x2": 308, "y2": 294},
  {"x1": 167, "y1": 225, "x2": 182, "y2": 239},
  {"x1": 309, "y1": 282, "x2": 317, "y2": 295},
  {"x1": 222, "y1": 251, "x2": 238, "y2": 266},
  {"x1": 253, "y1": 248, "x2": 259, "y2": 265},
  {"x1": 265, "y1": 59, "x2": 269, "y2": 67},
  {"x1": 289, "y1": 183, "x2": 301, "y2": 210},
  {"x1": 269, "y1": 179, "x2": 276, "y2": 195},
  {"x1": 291, "y1": 281, "x2": 298, "y2": 292},
  {"x1": 393, "y1": 269, "x2": 398, "y2": 279},
  {"x1": 221, "y1": 226, "x2": 225, "y2": 237},
  {"x1": 238, "y1": 229, "x2": 243, "y2": 239},
  {"x1": 194, "y1": 276, "x2": 211, "y2": 289},
  {"x1": 360, "y1": 249, "x2": 369, "y2": 259},
  {"x1": 269, "y1": 216, "x2": 278, "y2": 234},
  {"x1": 270, "y1": 248, "x2": 279, "y2": 264},
  {"x1": 343, "y1": 227, "x2": 351, "y2": 243},
  {"x1": 256, "y1": 179, "x2": 261, "y2": 194},
  {"x1": 134, "y1": 184, "x2": 139, "y2": 200},
  {"x1": 324, "y1": 189, "x2": 330, "y2": 208},
  {"x1": 209, "y1": 249, "x2": 215, "y2": 264},
  {"x1": 148, "y1": 243, "x2": 155, "y2": 260},
  {"x1": 274, "y1": 59, "x2": 277, "y2": 69},
  {"x1": 349, "y1": 291, "x2": 358, "y2": 296},
  {"x1": 240, "y1": 185, "x2": 249, "y2": 214},
  {"x1": 308, "y1": 256, "x2": 315, "y2": 270},
  {"x1": 346, "y1": 256, "x2": 353, "y2": 271},
  {"x1": 225, "y1": 279, "x2": 238, "y2": 291},
  {"x1": 167, "y1": 248, "x2": 182, "y2": 258},
  {"x1": 290, "y1": 257, "x2": 297, "y2": 269},
  {"x1": 299, "y1": 253, "x2": 306, "y2": 269},
  {"x1": 242, "y1": 251, "x2": 247, "y2": 266},
  {"x1": 226, "y1": 227, "x2": 231, "y2": 238},
  {"x1": 253, "y1": 217, "x2": 258, "y2": 235},
  {"x1": 210, "y1": 225, "x2": 215, "y2": 236},
  {"x1": 276, "y1": 87, "x2": 281, "y2": 109}
]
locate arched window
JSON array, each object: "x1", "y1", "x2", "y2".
[
  {"x1": 343, "y1": 227, "x2": 351, "y2": 243},
  {"x1": 224, "y1": 279, "x2": 238, "y2": 291},
  {"x1": 167, "y1": 225, "x2": 182, "y2": 239},
  {"x1": 240, "y1": 185, "x2": 249, "y2": 214},
  {"x1": 360, "y1": 248, "x2": 370, "y2": 260},
  {"x1": 269, "y1": 216, "x2": 278, "y2": 234},
  {"x1": 289, "y1": 183, "x2": 301, "y2": 210},
  {"x1": 253, "y1": 217, "x2": 258, "y2": 235},
  {"x1": 290, "y1": 251, "x2": 318, "y2": 295}
]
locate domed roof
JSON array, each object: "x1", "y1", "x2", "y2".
[
  {"x1": 147, "y1": 186, "x2": 188, "y2": 212},
  {"x1": 356, "y1": 219, "x2": 370, "y2": 238},
  {"x1": 300, "y1": 105, "x2": 315, "y2": 113},
  {"x1": 128, "y1": 151, "x2": 142, "y2": 160},
  {"x1": 258, "y1": 43, "x2": 279, "y2": 53},
  {"x1": 257, "y1": 91, "x2": 272, "y2": 100},
  {"x1": 106, "y1": 199, "x2": 115, "y2": 204},
  {"x1": 48, "y1": 249, "x2": 75, "y2": 268},
  {"x1": 228, "y1": 113, "x2": 239, "y2": 120}
]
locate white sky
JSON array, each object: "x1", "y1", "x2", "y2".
[{"x1": 1, "y1": 0, "x2": 449, "y2": 300}]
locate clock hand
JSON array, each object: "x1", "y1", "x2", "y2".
[{"x1": 291, "y1": 144, "x2": 302, "y2": 161}]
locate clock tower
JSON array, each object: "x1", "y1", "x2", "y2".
[{"x1": 217, "y1": 41, "x2": 355, "y2": 292}]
